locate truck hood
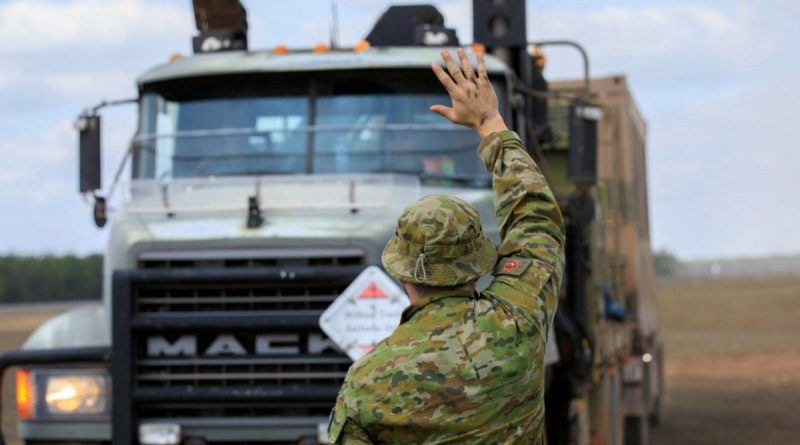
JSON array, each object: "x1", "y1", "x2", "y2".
[
  {"x1": 107, "y1": 174, "x2": 498, "y2": 269},
  {"x1": 96, "y1": 174, "x2": 500, "y2": 352}
]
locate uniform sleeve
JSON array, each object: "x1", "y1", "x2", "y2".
[
  {"x1": 328, "y1": 391, "x2": 374, "y2": 444},
  {"x1": 479, "y1": 130, "x2": 566, "y2": 319}
]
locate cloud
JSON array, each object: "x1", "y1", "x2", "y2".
[
  {"x1": 0, "y1": 0, "x2": 798, "y2": 258},
  {"x1": 42, "y1": 71, "x2": 133, "y2": 100},
  {"x1": 0, "y1": 0, "x2": 190, "y2": 53},
  {"x1": 507, "y1": 2, "x2": 800, "y2": 258},
  {"x1": 0, "y1": 0, "x2": 190, "y2": 103},
  {"x1": 529, "y1": 4, "x2": 754, "y2": 87},
  {"x1": 1, "y1": 119, "x2": 74, "y2": 189}
]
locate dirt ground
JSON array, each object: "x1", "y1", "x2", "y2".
[
  {"x1": 1, "y1": 279, "x2": 799, "y2": 444},
  {"x1": 650, "y1": 278, "x2": 800, "y2": 445}
]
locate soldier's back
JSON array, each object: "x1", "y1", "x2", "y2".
[{"x1": 335, "y1": 290, "x2": 547, "y2": 444}]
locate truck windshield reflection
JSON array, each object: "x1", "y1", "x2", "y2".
[{"x1": 134, "y1": 92, "x2": 490, "y2": 184}]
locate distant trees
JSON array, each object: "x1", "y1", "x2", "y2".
[
  {"x1": 0, "y1": 255, "x2": 102, "y2": 303},
  {"x1": 654, "y1": 249, "x2": 682, "y2": 278}
]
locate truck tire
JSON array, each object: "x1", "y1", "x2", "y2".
[
  {"x1": 624, "y1": 414, "x2": 650, "y2": 445},
  {"x1": 611, "y1": 366, "x2": 625, "y2": 445},
  {"x1": 649, "y1": 344, "x2": 665, "y2": 426},
  {"x1": 649, "y1": 393, "x2": 662, "y2": 427}
]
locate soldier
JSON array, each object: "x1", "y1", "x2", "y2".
[{"x1": 328, "y1": 48, "x2": 565, "y2": 444}]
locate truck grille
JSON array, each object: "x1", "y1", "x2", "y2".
[
  {"x1": 138, "y1": 248, "x2": 364, "y2": 270},
  {"x1": 135, "y1": 248, "x2": 362, "y2": 313},
  {"x1": 135, "y1": 350, "x2": 351, "y2": 387},
  {"x1": 113, "y1": 248, "x2": 364, "y2": 442}
]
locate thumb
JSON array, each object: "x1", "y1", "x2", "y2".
[{"x1": 429, "y1": 104, "x2": 456, "y2": 121}]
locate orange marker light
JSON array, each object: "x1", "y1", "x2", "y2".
[
  {"x1": 168, "y1": 53, "x2": 181, "y2": 62},
  {"x1": 16, "y1": 369, "x2": 34, "y2": 420},
  {"x1": 354, "y1": 40, "x2": 371, "y2": 53},
  {"x1": 471, "y1": 43, "x2": 486, "y2": 55},
  {"x1": 272, "y1": 44, "x2": 289, "y2": 55},
  {"x1": 532, "y1": 45, "x2": 546, "y2": 69},
  {"x1": 313, "y1": 43, "x2": 330, "y2": 53}
]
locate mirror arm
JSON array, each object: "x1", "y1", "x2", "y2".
[
  {"x1": 513, "y1": 83, "x2": 588, "y2": 101},
  {"x1": 90, "y1": 97, "x2": 137, "y2": 115},
  {"x1": 529, "y1": 40, "x2": 591, "y2": 93},
  {"x1": 106, "y1": 141, "x2": 136, "y2": 202}
]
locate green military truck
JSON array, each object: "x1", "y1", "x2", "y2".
[{"x1": 0, "y1": 1, "x2": 662, "y2": 444}]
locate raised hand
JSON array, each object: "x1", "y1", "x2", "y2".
[{"x1": 430, "y1": 48, "x2": 507, "y2": 141}]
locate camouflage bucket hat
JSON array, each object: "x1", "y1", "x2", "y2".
[{"x1": 382, "y1": 195, "x2": 497, "y2": 287}]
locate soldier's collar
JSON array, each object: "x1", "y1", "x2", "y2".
[{"x1": 400, "y1": 283, "x2": 475, "y2": 323}]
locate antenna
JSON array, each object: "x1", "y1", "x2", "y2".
[{"x1": 330, "y1": 2, "x2": 340, "y2": 49}]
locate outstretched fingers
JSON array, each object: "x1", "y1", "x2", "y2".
[
  {"x1": 431, "y1": 63, "x2": 456, "y2": 94},
  {"x1": 477, "y1": 52, "x2": 488, "y2": 85},
  {"x1": 457, "y1": 48, "x2": 475, "y2": 83},
  {"x1": 441, "y1": 50, "x2": 466, "y2": 84}
]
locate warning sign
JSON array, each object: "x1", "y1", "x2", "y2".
[
  {"x1": 319, "y1": 266, "x2": 410, "y2": 361},
  {"x1": 359, "y1": 283, "x2": 386, "y2": 299}
]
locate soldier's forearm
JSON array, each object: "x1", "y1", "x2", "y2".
[
  {"x1": 478, "y1": 131, "x2": 565, "y2": 264},
  {"x1": 476, "y1": 113, "x2": 508, "y2": 142}
]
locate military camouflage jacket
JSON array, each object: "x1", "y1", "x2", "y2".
[{"x1": 329, "y1": 131, "x2": 566, "y2": 444}]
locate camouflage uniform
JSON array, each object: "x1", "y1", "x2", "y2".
[{"x1": 329, "y1": 131, "x2": 565, "y2": 444}]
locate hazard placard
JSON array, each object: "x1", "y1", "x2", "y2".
[{"x1": 319, "y1": 266, "x2": 410, "y2": 361}]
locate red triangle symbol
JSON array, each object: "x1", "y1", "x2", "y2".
[{"x1": 359, "y1": 282, "x2": 387, "y2": 299}]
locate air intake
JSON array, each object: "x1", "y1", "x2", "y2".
[
  {"x1": 192, "y1": 0, "x2": 248, "y2": 53},
  {"x1": 366, "y1": 4, "x2": 459, "y2": 47}
]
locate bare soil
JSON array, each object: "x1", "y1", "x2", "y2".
[{"x1": 650, "y1": 278, "x2": 800, "y2": 445}]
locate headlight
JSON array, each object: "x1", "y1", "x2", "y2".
[
  {"x1": 17, "y1": 368, "x2": 110, "y2": 420},
  {"x1": 45, "y1": 374, "x2": 107, "y2": 415}
]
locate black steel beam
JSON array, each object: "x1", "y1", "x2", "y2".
[
  {"x1": 131, "y1": 311, "x2": 324, "y2": 332},
  {"x1": 134, "y1": 385, "x2": 341, "y2": 403},
  {"x1": 123, "y1": 266, "x2": 363, "y2": 284}
]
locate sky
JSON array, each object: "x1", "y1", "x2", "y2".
[{"x1": 0, "y1": 0, "x2": 798, "y2": 260}]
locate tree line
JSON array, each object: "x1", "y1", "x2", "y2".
[{"x1": 0, "y1": 255, "x2": 102, "y2": 303}]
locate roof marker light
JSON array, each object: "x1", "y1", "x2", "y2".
[
  {"x1": 532, "y1": 45, "x2": 546, "y2": 70},
  {"x1": 354, "y1": 40, "x2": 371, "y2": 53},
  {"x1": 313, "y1": 43, "x2": 330, "y2": 53},
  {"x1": 272, "y1": 45, "x2": 289, "y2": 55},
  {"x1": 168, "y1": 53, "x2": 182, "y2": 62},
  {"x1": 470, "y1": 43, "x2": 486, "y2": 55}
]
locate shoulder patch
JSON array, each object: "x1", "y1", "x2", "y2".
[{"x1": 494, "y1": 258, "x2": 532, "y2": 276}]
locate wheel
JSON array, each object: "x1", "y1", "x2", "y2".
[
  {"x1": 610, "y1": 366, "x2": 625, "y2": 445},
  {"x1": 649, "y1": 344, "x2": 665, "y2": 427},
  {"x1": 624, "y1": 414, "x2": 650, "y2": 445},
  {"x1": 649, "y1": 394, "x2": 662, "y2": 427}
]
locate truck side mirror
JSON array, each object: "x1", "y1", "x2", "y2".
[
  {"x1": 75, "y1": 114, "x2": 102, "y2": 193},
  {"x1": 568, "y1": 102, "x2": 602, "y2": 184}
]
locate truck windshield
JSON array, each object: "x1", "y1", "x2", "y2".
[{"x1": 134, "y1": 70, "x2": 506, "y2": 184}]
